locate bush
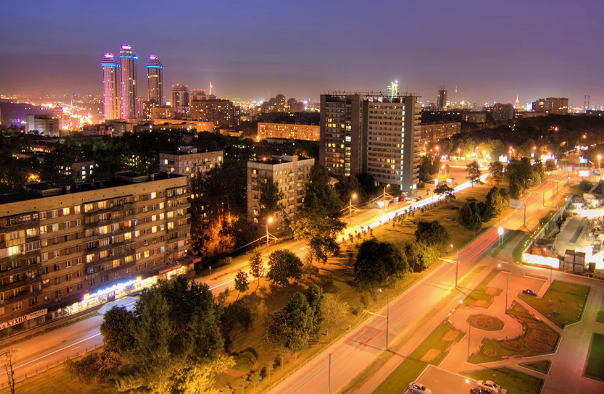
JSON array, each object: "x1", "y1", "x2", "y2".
[
  {"x1": 66, "y1": 351, "x2": 121, "y2": 384},
  {"x1": 361, "y1": 294, "x2": 370, "y2": 308},
  {"x1": 232, "y1": 350, "x2": 257, "y2": 372}
]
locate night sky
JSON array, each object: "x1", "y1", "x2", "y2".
[{"x1": 1, "y1": 0, "x2": 602, "y2": 107}]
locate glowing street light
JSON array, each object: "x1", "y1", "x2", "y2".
[
  {"x1": 451, "y1": 244, "x2": 459, "y2": 287},
  {"x1": 266, "y1": 216, "x2": 273, "y2": 257},
  {"x1": 349, "y1": 193, "x2": 357, "y2": 225}
]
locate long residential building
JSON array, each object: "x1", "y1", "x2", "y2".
[
  {"x1": 320, "y1": 93, "x2": 421, "y2": 191},
  {"x1": 0, "y1": 172, "x2": 190, "y2": 332},
  {"x1": 247, "y1": 155, "x2": 314, "y2": 228},
  {"x1": 257, "y1": 122, "x2": 320, "y2": 141},
  {"x1": 532, "y1": 97, "x2": 569, "y2": 115},
  {"x1": 419, "y1": 122, "x2": 461, "y2": 143},
  {"x1": 159, "y1": 146, "x2": 223, "y2": 180}
]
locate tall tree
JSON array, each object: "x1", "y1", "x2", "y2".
[
  {"x1": 258, "y1": 181, "x2": 285, "y2": 224},
  {"x1": 267, "y1": 249, "x2": 304, "y2": 286},
  {"x1": 485, "y1": 187, "x2": 509, "y2": 217},
  {"x1": 354, "y1": 239, "x2": 407, "y2": 295},
  {"x1": 234, "y1": 271, "x2": 249, "y2": 300},
  {"x1": 294, "y1": 165, "x2": 346, "y2": 264},
  {"x1": 434, "y1": 183, "x2": 454, "y2": 201},
  {"x1": 248, "y1": 249, "x2": 265, "y2": 290},
  {"x1": 414, "y1": 220, "x2": 449, "y2": 249},
  {"x1": 321, "y1": 294, "x2": 349, "y2": 342},
  {"x1": 488, "y1": 161, "x2": 505, "y2": 185},
  {"x1": 304, "y1": 284, "x2": 324, "y2": 338},
  {"x1": 466, "y1": 160, "x2": 481, "y2": 187},
  {"x1": 100, "y1": 306, "x2": 136, "y2": 353},
  {"x1": 458, "y1": 202, "x2": 483, "y2": 233}
]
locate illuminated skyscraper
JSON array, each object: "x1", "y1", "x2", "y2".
[
  {"x1": 171, "y1": 84, "x2": 190, "y2": 117},
  {"x1": 146, "y1": 55, "x2": 164, "y2": 105},
  {"x1": 101, "y1": 53, "x2": 121, "y2": 120},
  {"x1": 119, "y1": 44, "x2": 138, "y2": 119}
]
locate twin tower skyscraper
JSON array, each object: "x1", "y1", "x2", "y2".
[{"x1": 101, "y1": 44, "x2": 164, "y2": 120}]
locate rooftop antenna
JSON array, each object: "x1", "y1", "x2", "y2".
[{"x1": 209, "y1": 82, "x2": 213, "y2": 95}]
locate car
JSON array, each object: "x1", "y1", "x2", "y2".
[
  {"x1": 477, "y1": 380, "x2": 501, "y2": 394},
  {"x1": 470, "y1": 388, "x2": 491, "y2": 394},
  {"x1": 408, "y1": 382, "x2": 432, "y2": 394},
  {"x1": 522, "y1": 289, "x2": 537, "y2": 296}
]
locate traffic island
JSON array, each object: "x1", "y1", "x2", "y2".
[
  {"x1": 584, "y1": 333, "x2": 604, "y2": 382},
  {"x1": 469, "y1": 303, "x2": 559, "y2": 363},
  {"x1": 468, "y1": 314, "x2": 504, "y2": 331},
  {"x1": 463, "y1": 367, "x2": 544, "y2": 394},
  {"x1": 463, "y1": 269, "x2": 503, "y2": 308},
  {"x1": 518, "y1": 280, "x2": 590, "y2": 329}
]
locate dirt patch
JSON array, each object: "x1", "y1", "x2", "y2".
[
  {"x1": 475, "y1": 300, "x2": 487, "y2": 307},
  {"x1": 443, "y1": 329, "x2": 459, "y2": 342},
  {"x1": 485, "y1": 287, "x2": 498, "y2": 295},
  {"x1": 420, "y1": 349, "x2": 441, "y2": 363}
]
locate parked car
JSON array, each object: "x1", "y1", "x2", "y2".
[
  {"x1": 477, "y1": 380, "x2": 501, "y2": 394},
  {"x1": 470, "y1": 388, "x2": 491, "y2": 394},
  {"x1": 522, "y1": 289, "x2": 537, "y2": 296},
  {"x1": 408, "y1": 382, "x2": 432, "y2": 394}
]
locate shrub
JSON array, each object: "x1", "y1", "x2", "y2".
[
  {"x1": 66, "y1": 351, "x2": 121, "y2": 384},
  {"x1": 232, "y1": 350, "x2": 257, "y2": 372}
]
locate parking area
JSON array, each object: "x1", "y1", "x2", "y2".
[
  {"x1": 488, "y1": 271, "x2": 547, "y2": 297},
  {"x1": 411, "y1": 365, "x2": 508, "y2": 394}
]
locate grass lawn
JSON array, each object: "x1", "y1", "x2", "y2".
[
  {"x1": 584, "y1": 333, "x2": 604, "y2": 381},
  {"x1": 463, "y1": 367, "x2": 544, "y2": 394},
  {"x1": 519, "y1": 280, "x2": 590, "y2": 329},
  {"x1": 463, "y1": 269, "x2": 503, "y2": 308},
  {"x1": 520, "y1": 360, "x2": 552, "y2": 374},
  {"x1": 597, "y1": 310, "x2": 604, "y2": 323},
  {"x1": 470, "y1": 302, "x2": 559, "y2": 363},
  {"x1": 0, "y1": 364, "x2": 117, "y2": 394},
  {"x1": 374, "y1": 321, "x2": 464, "y2": 394}
]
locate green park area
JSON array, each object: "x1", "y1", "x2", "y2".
[
  {"x1": 470, "y1": 302, "x2": 559, "y2": 363},
  {"x1": 374, "y1": 321, "x2": 464, "y2": 394},
  {"x1": 519, "y1": 280, "x2": 590, "y2": 328},
  {"x1": 584, "y1": 333, "x2": 604, "y2": 381},
  {"x1": 596, "y1": 310, "x2": 604, "y2": 323},
  {"x1": 463, "y1": 269, "x2": 503, "y2": 308},
  {"x1": 463, "y1": 367, "x2": 544, "y2": 394},
  {"x1": 519, "y1": 360, "x2": 552, "y2": 374}
]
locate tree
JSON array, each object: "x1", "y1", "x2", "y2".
[
  {"x1": 100, "y1": 306, "x2": 136, "y2": 353},
  {"x1": 234, "y1": 270, "x2": 249, "y2": 300},
  {"x1": 579, "y1": 180, "x2": 594, "y2": 193},
  {"x1": 294, "y1": 165, "x2": 346, "y2": 264},
  {"x1": 354, "y1": 240, "x2": 408, "y2": 295},
  {"x1": 304, "y1": 284, "x2": 324, "y2": 338},
  {"x1": 414, "y1": 220, "x2": 449, "y2": 249},
  {"x1": 466, "y1": 160, "x2": 481, "y2": 187},
  {"x1": 485, "y1": 187, "x2": 509, "y2": 217},
  {"x1": 476, "y1": 201, "x2": 494, "y2": 222},
  {"x1": 321, "y1": 294, "x2": 349, "y2": 342},
  {"x1": 419, "y1": 156, "x2": 433, "y2": 182},
  {"x1": 248, "y1": 249, "x2": 265, "y2": 290},
  {"x1": 1, "y1": 347, "x2": 16, "y2": 394},
  {"x1": 249, "y1": 370, "x2": 262, "y2": 388},
  {"x1": 545, "y1": 159, "x2": 557, "y2": 171},
  {"x1": 458, "y1": 202, "x2": 483, "y2": 233},
  {"x1": 258, "y1": 181, "x2": 285, "y2": 225},
  {"x1": 434, "y1": 183, "x2": 454, "y2": 201},
  {"x1": 266, "y1": 292, "x2": 315, "y2": 358},
  {"x1": 263, "y1": 363, "x2": 274, "y2": 381},
  {"x1": 66, "y1": 351, "x2": 121, "y2": 384},
  {"x1": 405, "y1": 242, "x2": 439, "y2": 272},
  {"x1": 220, "y1": 301, "x2": 253, "y2": 351},
  {"x1": 267, "y1": 249, "x2": 304, "y2": 286},
  {"x1": 488, "y1": 161, "x2": 505, "y2": 185}
]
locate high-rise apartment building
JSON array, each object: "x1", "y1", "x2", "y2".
[
  {"x1": 101, "y1": 53, "x2": 121, "y2": 120},
  {"x1": 0, "y1": 173, "x2": 190, "y2": 332},
  {"x1": 25, "y1": 115, "x2": 60, "y2": 136},
  {"x1": 437, "y1": 87, "x2": 447, "y2": 110},
  {"x1": 159, "y1": 147, "x2": 223, "y2": 180},
  {"x1": 119, "y1": 44, "x2": 138, "y2": 120},
  {"x1": 492, "y1": 103, "x2": 515, "y2": 120},
  {"x1": 146, "y1": 55, "x2": 164, "y2": 105},
  {"x1": 532, "y1": 97, "x2": 569, "y2": 115},
  {"x1": 171, "y1": 84, "x2": 190, "y2": 117},
  {"x1": 190, "y1": 99, "x2": 238, "y2": 128},
  {"x1": 247, "y1": 155, "x2": 314, "y2": 227},
  {"x1": 320, "y1": 93, "x2": 420, "y2": 191}
]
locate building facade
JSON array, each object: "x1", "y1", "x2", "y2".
[
  {"x1": 101, "y1": 53, "x2": 121, "y2": 121},
  {"x1": 26, "y1": 115, "x2": 60, "y2": 136},
  {"x1": 190, "y1": 99, "x2": 238, "y2": 128},
  {"x1": 257, "y1": 122, "x2": 320, "y2": 141},
  {"x1": 247, "y1": 155, "x2": 314, "y2": 227},
  {"x1": 419, "y1": 122, "x2": 462, "y2": 143},
  {"x1": 0, "y1": 173, "x2": 190, "y2": 332},
  {"x1": 146, "y1": 55, "x2": 164, "y2": 106},
  {"x1": 437, "y1": 88, "x2": 447, "y2": 110},
  {"x1": 320, "y1": 93, "x2": 421, "y2": 191},
  {"x1": 532, "y1": 97, "x2": 569, "y2": 115},
  {"x1": 171, "y1": 84, "x2": 190, "y2": 117},
  {"x1": 492, "y1": 103, "x2": 514, "y2": 121},
  {"x1": 159, "y1": 147, "x2": 223, "y2": 179},
  {"x1": 119, "y1": 44, "x2": 138, "y2": 120}
]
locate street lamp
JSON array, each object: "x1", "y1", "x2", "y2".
[
  {"x1": 458, "y1": 148, "x2": 461, "y2": 160},
  {"x1": 451, "y1": 244, "x2": 459, "y2": 287},
  {"x1": 266, "y1": 216, "x2": 273, "y2": 257},
  {"x1": 383, "y1": 184, "x2": 390, "y2": 211},
  {"x1": 498, "y1": 226, "x2": 504, "y2": 246},
  {"x1": 349, "y1": 193, "x2": 357, "y2": 226},
  {"x1": 378, "y1": 289, "x2": 389, "y2": 351},
  {"x1": 498, "y1": 263, "x2": 509, "y2": 312}
]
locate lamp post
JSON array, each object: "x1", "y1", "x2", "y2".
[
  {"x1": 379, "y1": 289, "x2": 389, "y2": 351},
  {"x1": 266, "y1": 216, "x2": 273, "y2": 257},
  {"x1": 383, "y1": 184, "x2": 390, "y2": 211},
  {"x1": 451, "y1": 244, "x2": 459, "y2": 287},
  {"x1": 349, "y1": 193, "x2": 357, "y2": 226},
  {"x1": 467, "y1": 320, "x2": 472, "y2": 360},
  {"x1": 498, "y1": 226, "x2": 504, "y2": 246},
  {"x1": 458, "y1": 148, "x2": 461, "y2": 160},
  {"x1": 498, "y1": 263, "x2": 509, "y2": 312}
]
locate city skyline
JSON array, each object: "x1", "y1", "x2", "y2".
[{"x1": 1, "y1": 0, "x2": 603, "y2": 107}]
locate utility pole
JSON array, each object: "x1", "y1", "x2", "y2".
[
  {"x1": 349, "y1": 193, "x2": 357, "y2": 226},
  {"x1": 328, "y1": 353, "x2": 331, "y2": 394},
  {"x1": 456, "y1": 248, "x2": 459, "y2": 287},
  {"x1": 386, "y1": 293, "x2": 390, "y2": 351},
  {"x1": 467, "y1": 322, "x2": 472, "y2": 360},
  {"x1": 266, "y1": 216, "x2": 273, "y2": 257}
]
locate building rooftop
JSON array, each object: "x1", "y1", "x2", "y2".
[
  {"x1": 160, "y1": 146, "x2": 223, "y2": 155},
  {"x1": 0, "y1": 172, "x2": 184, "y2": 205},
  {"x1": 249, "y1": 155, "x2": 313, "y2": 165}
]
